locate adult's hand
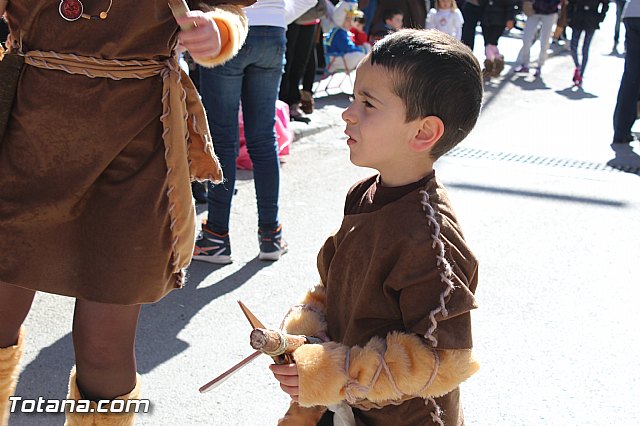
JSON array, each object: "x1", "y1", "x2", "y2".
[{"x1": 176, "y1": 11, "x2": 222, "y2": 61}]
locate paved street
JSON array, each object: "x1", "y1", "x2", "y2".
[{"x1": 9, "y1": 11, "x2": 640, "y2": 426}]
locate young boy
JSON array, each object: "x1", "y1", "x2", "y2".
[
  {"x1": 270, "y1": 29, "x2": 483, "y2": 425},
  {"x1": 369, "y1": 8, "x2": 404, "y2": 43}
]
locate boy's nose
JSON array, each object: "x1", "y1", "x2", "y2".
[{"x1": 342, "y1": 105, "x2": 356, "y2": 124}]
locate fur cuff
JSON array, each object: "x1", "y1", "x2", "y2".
[
  {"x1": 294, "y1": 342, "x2": 349, "y2": 407},
  {"x1": 277, "y1": 401, "x2": 327, "y2": 425},
  {"x1": 293, "y1": 331, "x2": 479, "y2": 408},
  {"x1": 282, "y1": 284, "x2": 328, "y2": 338},
  {"x1": 194, "y1": 4, "x2": 248, "y2": 68}
]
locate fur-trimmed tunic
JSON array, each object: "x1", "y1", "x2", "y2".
[
  {"x1": 0, "y1": 1, "x2": 246, "y2": 304},
  {"x1": 317, "y1": 172, "x2": 478, "y2": 425}
]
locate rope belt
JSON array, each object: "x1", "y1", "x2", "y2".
[{"x1": 23, "y1": 50, "x2": 222, "y2": 277}]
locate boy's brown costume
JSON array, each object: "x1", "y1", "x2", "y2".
[
  {"x1": 0, "y1": 1, "x2": 247, "y2": 304},
  {"x1": 281, "y1": 173, "x2": 479, "y2": 425}
]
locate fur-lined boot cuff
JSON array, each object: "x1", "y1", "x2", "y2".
[
  {"x1": 293, "y1": 331, "x2": 479, "y2": 408},
  {"x1": 65, "y1": 366, "x2": 142, "y2": 426},
  {"x1": 194, "y1": 4, "x2": 248, "y2": 67},
  {"x1": 0, "y1": 327, "x2": 25, "y2": 426}
]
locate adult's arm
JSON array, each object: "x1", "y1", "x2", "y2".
[{"x1": 285, "y1": 0, "x2": 318, "y2": 25}]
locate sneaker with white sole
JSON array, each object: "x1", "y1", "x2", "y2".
[
  {"x1": 258, "y1": 225, "x2": 288, "y2": 261},
  {"x1": 193, "y1": 226, "x2": 232, "y2": 264}
]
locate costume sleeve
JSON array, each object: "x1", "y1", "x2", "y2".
[
  {"x1": 189, "y1": 3, "x2": 248, "y2": 68},
  {"x1": 383, "y1": 209, "x2": 478, "y2": 350},
  {"x1": 292, "y1": 331, "x2": 479, "y2": 407}
]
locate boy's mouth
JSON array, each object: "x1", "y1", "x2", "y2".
[{"x1": 345, "y1": 131, "x2": 357, "y2": 146}]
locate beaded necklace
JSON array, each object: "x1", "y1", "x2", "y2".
[{"x1": 59, "y1": 0, "x2": 113, "y2": 22}]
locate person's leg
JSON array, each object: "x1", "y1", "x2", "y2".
[
  {"x1": 241, "y1": 26, "x2": 286, "y2": 232},
  {"x1": 0, "y1": 283, "x2": 34, "y2": 426},
  {"x1": 279, "y1": 23, "x2": 302, "y2": 106},
  {"x1": 302, "y1": 25, "x2": 319, "y2": 93},
  {"x1": 286, "y1": 24, "x2": 318, "y2": 109},
  {"x1": 199, "y1": 50, "x2": 246, "y2": 235},
  {"x1": 72, "y1": 300, "x2": 141, "y2": 400},
  {"x1": 517, "y1": 14, "x2": 541, "y2": 68},
  {"x1": 614, "y1": 0, "x2": 625, "y2": 47},
  {"x1": 570, "y1": 26, "x2": 582, "y2": 68},
  {"x1": 537, "y1": 13, "x2": 558, "y2": 68},
  {"x1": 580, "y1": 28, "x2": 595, "y2": 77},
  {"x1": 461, "y1": 3, "x2": 481, "y2": 50},
  {"x1": 614, "y1": 18, "x2": 640, "y2": 142},
  {"x1": 362, "y1": 0, "x2": 378, "y2": 35}
]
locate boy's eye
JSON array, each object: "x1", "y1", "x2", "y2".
[{"x1": 362, "y1": 100, "x2": 374, "y2": 108}]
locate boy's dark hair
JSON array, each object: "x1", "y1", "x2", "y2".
[
  {"x1": 354, "y1": 15, "x2": 366, "y2": 25},
  {"x1": 369, "y1": 29, "x2": 483, "y2": 159},
  {"x1": 382, "y1": 8, "x2": 403, "y2": 21}
]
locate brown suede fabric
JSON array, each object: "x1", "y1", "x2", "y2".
[
  {"x1": 317, "y1": 173, "x2": 478, "y2": 425},
  {"x1": 0, "y1": 1, "x2": 246, "y2": 304}
]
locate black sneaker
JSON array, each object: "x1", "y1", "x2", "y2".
[
  {"x1": 193, "y1": 224, "x2": 232, "y2": 264},
  {"x1": 258, "y1": 225, "x2": 288, "y2": 261}
]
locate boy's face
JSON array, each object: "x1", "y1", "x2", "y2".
[
  {"x1": 386, "y1": 14, "x2": 403, "y2": 30},
  {"x1": 439, "y1": 0, "x2": 453, "y2": 9},
  {"x1": 342, "y1": 59, "x2": 425, "y2": 182},
  {"x1": 353, "y1": 21, "x2": 364, "y2": 31}
]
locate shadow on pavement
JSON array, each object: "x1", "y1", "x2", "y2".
[
  {"x1": 509, "y1": 74, "x2": 551, "y2": 91},
  {"x1": 448, "y1": 182, "x2": 628, "y2": 207},
  {"x1": 554, "y1": 86, "x2": 598, "y2": 100},
  {"x1": 135, "y1": 258, "x2": 269, "y2": 373},
  {"x1": 12, "y1": 257, "x2": 269, "y2": 421},
  {"x1": 607, "y1": 143, "x2": 640, "y2": 177}
]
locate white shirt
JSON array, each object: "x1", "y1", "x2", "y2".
[
  {"x1": 243, "y1": 0, "x2": 317, "y2": 28},
  {"x1": 426, "y1": 8, "x2": 464, "y2": 40}
]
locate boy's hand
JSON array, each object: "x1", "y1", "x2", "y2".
[
  {"x1": 269, "y1": 363, "x2": 300, "y2": 401},
  {"x1": 176, "y1": 11, "x2": 222, "y2": 60},
  {"x1": 506, "y1": 20, "x2": 515, "y2": 30}
]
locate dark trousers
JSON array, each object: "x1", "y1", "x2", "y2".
[
  {"x1": 570, "y1": 25, "x2": 595, "y2": 76},
  {"x1": 482, "y1": 24, "x2": 504, "y2": 46},
  {"x1": 279, "y1": 23, "x2": 318, "y2": 106},
  {"x1": 461, "y1": 3, "x2": 483, "y2": 50},
  {"x1": 613, "y1": 18, "x2": 640, "y2": 142}
]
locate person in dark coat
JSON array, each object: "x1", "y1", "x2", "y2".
[
  {"x1": 567, "y1": 0, "x2": 609, "y2": 85},
  {"x1": 479, "y1": 0, "x2": 518, "y2": 77}
]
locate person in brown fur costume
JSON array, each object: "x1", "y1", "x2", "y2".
[
  {"x1": 0, "y1": 1, "x2": 249, "y2": 425},
  {"x1": 270, "y1": 29, "x2": 483, "y2": 425}
]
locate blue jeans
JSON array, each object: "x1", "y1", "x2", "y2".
[
  {"x1": 613, "y1": 18, "x2": 640, "y2": 142},
  {"x1": 199, "y1": 26, "x2": 286, "y2": 234}
]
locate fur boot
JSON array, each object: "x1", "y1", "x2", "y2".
[
  {"x1": 0, "y1": 327, "x2": 25, "y2": 426},
  {"x1": 299, "y1": 90, "x2": 314, "y2": 115},
  {"x1": 292, "y1": 331, "x2": 479, "y2": 408},
  {"x1": 64, "y1": 366, "x2": 142, "y2": 426}
]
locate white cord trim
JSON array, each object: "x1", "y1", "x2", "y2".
[{"x1": 419, "y1": 189, "x2": 456, "y2": 348}]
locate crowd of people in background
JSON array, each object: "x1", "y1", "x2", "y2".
[{"x1": 1, "y1": 0, "x2": 635, "y2": 266}]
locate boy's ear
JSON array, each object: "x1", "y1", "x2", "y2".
[{"x1": 409, "y1": 116, "x2": 444, "y2": 153}]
